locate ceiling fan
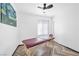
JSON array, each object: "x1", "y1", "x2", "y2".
[{"x1": 38, "y1": 3, "x2": 53, "y2": 10}]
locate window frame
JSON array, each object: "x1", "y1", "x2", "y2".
[{"x1": 37, "y1": 19, "x2": 49, "y2": 36}]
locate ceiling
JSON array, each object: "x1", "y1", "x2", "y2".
[
  {"x1": 12, "y1": 3, "x2": 57, "y2": 17},
  {"x1": 12, "y1": 3, "x2": 79, "y2": 17}
]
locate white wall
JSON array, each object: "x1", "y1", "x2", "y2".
[
  {"x1": 0, "y1": 23, "x2": 18, "y2": 55},
  {"x1": 17, "y1": 12, "x2": 53, "y2": 40},
  {"x1": 0, "y1": 4, "x2": 20, "y2": 56},
  {"x1": 53, "y1": 3, "x2": 79, "y2": 51}
]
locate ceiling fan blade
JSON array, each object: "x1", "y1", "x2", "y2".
[
  {"x1": 46, "y1": 4, "x2": 53, "y2": 9},
  {"x1": 38, "y1": 6, "x2": 43, "y2": 9}
]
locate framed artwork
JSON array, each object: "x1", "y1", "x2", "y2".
[
  {"x1": 0, "y1": 3, "x2": 1, "y2": 22},
  {"x1": 0, "y1": 3, "x2": 16, "y2": 27}
]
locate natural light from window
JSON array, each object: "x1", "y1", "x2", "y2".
[{"x1": 37, "y1": 20, "x2": 49, "y2": 36}]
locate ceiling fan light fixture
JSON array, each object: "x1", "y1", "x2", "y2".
[{"x1": 38, "y1": 3, "x2": 53, "y2": 10}]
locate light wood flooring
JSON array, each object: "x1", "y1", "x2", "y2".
[{"x1": 13, "y1": 40, "x2": 79, "y2": 56}]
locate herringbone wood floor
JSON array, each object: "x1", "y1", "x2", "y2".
[{"x1": 13, "y1": 40, "x2": 79, "y2": 56}]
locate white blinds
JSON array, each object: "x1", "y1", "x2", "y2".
[{"x1": 37, "y1": 20, "x2": 49, "y2": 35}]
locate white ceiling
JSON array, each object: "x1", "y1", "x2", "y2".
[
  {"x1": 12, "y1": 3, "x2": 57, "y2": 17},
  {"x1": 12, "y1": 3, "x2": 79, "y2": 17}
]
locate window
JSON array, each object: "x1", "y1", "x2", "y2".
[{"x1": 37, "y1": 20, "x2": 49, "y2": 35}]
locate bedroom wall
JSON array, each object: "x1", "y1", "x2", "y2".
[
  {"x1": 17, "y1": 12, "x2": 53, "y2": 40},
  {"x1": 53, "y1": 3, "x2": 79, "y2": 51},
  {"x1": 0, "y1": 23, "x2": 18, "y2": 55},
  {"x1": 0, "y1": 4, "x2": 19, "y2": 56}
]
